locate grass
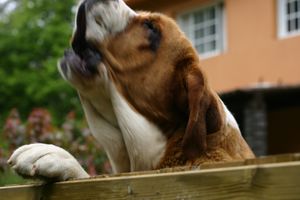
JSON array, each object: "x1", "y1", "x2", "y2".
[{"x1": 0, "y1": 170, "x2": 28, "y2": 187}]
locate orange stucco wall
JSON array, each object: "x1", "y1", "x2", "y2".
[{"x1": 128, "y1": 0, "x2": 300, "y2": 93}]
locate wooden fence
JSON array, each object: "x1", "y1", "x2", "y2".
[{"x1": 1, "y1": 153, "x2": 300, "y2": 200}]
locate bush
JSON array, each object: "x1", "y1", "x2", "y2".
[
  {"x1": 0, "y1": 108, "x2": 111, "y2": 186},
  {"x1": 0, "y1": 0, "x2": 82, "y2": 125}
]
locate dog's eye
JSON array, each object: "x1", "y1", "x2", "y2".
[
  {"x1": 143, "y1": 20, "x2": 161, "y2": 51},
  {"x1": 143, "y1": 20, "x2": 155, "y2": 31}
]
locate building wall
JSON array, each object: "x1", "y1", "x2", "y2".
[{"x1": 128, "y1": 0, "x2": 300, "y2": 93}]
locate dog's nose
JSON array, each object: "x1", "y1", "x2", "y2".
[{"x1": 72, "y1": 1, "x2": 88, "y2": 55}]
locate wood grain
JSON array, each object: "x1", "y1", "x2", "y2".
[{"x1": 1, "y1": 154, "x2": 300, "y2": 200}]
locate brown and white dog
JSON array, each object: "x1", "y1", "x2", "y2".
[{"x1": 8, "y1": 0, "x2": 254, "y2": 181}]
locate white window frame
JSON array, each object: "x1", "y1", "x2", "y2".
[
  {"x1": 177, "y1": 1, "x2": 226, "y2": 59},
  {"x1": 277, "y1": 0, "x2": 300, "y2": 39}
]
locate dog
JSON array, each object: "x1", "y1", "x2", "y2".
[{"x1": 8, "y1": 0, "x2": 255, "y2": 181}]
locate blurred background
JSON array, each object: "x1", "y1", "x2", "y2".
[
  {"x1": 0, "y1": 0, "x2": 300, "y2": 186},
  {"x1": 0, "y1": 0, "x2": 111, "y2": 186}
]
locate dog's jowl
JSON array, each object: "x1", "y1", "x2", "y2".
[{"x1": 8, "y1": 0, "x2": 255, "y2": 181}]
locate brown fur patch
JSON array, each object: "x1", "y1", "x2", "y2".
[{"x1": 157, "y1": 123, "x2": 255, "y2": 168}]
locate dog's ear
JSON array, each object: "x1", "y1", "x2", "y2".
[{"x1": 183, "y1": 66, "x2": 222, "y2": 160}]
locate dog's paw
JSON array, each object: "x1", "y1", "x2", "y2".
[{"x1": 7, "y1": 143, "x2": 89, "y2": 181}]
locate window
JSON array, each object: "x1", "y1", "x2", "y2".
[
  {"x1": 278, "y1": 0, "x2": 300, "y2": 38},
  {"x1": 177, "y1": 2, "x2": 226, "y2": 58}
]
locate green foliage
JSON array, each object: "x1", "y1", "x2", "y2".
[
  {"x1": 0, "y1": 0, "x2": 81, "y2": 123},
  {"x1": 0, "y1": 170, "x2": 29, "y2": 186},
  {"x1": 0, "y1": 108, "x2": 110, "y2": 186},
  {"x1": 0, "y1": 1, "x2": 112, "y2": 186}
]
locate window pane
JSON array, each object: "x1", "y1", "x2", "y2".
[
  {"x1": 181, "y1": 14, "x2": 190, "y2": 23},
  {"x1": 293, "y1": 18, "x2": 298, "y2": 31},
  {"x1": 287, "y1": 0, "x2": 299, "y2": 13},
  {"x1": 207, "y1": 7, "x2": 216, "y2": 20},
  {"x1": 290, "y1": 1, "x2": 295, "y2": 13},
  {"x1": 208, "y1": 25, "x2": 216, "y2": 35},
  {"x1": 289, "y1": 18, "x2": 298, "y2": 31},
  {"x1": 292, "y1": 1, "x2": 296, "y2": 13},
  {"x1": 287, "y1": 2, "x2": 291, "y2": 14},
  {"x1": 204, "y1": 26, "x2": 216, "y2": 37},
  {"x1": 194, "y1": 12, "x2": 204, "y2": 24},
  {"x1": 195, "y1": 28, "x2": 204, "y2": 38},
  {"x1": 179, "y1": 14, "x2": 191, "y2": 37},
  {"x1": 205, "y1": 41, "x2": 217, "y2": 52},
  {"x1": 288, "y1": 19, "x2": 293, "y2": 31},
  {"x1": 196, "y1": 44, "x2": 205, "y2": 53}
]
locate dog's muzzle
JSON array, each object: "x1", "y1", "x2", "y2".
[
  {"x1": 59, "y1": 1, "x2": 103, "y2": 77},
  {"x1": 59, "y1": 0, "x2": 136, "y2": 78}
]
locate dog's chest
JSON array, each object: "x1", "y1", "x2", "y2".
[
  {"x1": 90, "y1": 88, "x2": 119, "y2": 127},
  {"x1": 83, "y1": 74, "x2": 167, "y2": 171},
  {"x1": 108, "y1": 83, "x2": 167, "y2": 170}
]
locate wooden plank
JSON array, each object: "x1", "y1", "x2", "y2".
[
  {"x1": 95, "y1": 153, "x2": 300, "y2": 178},
  {"x1": 200, "y1": 152, "x2": 300, "y2": 169},
  {"x1": 1, "y1": 160, "x2": 300, "y2": 199}
]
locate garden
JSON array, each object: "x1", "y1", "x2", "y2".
[{"x1": 0, "y1": 0, "x2": 110, "y2": 186}]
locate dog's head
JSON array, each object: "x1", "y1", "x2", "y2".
[{"x1": 59, "y1": 0, "x2": 223, "y2": 160}]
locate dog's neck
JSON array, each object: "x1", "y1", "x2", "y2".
[
  {"x1": 78, "y1": 62, "x2": 167, "y2": 171},
  {"x1": 108, "y1": 82, "x2": 167, "y2": 171}
]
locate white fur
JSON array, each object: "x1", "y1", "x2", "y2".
[
  {"x1": 57, "y1": 61, "x2": 71, "y2": 81},
  {"x1": 221, "y1": 101, "x2": 240, "y2": 132},
  {"x1": 109, "y1": 84, "x2": 167, "y2": 171},
  {"x1": 86, "y1": 0, "x2": 137, "y2": 42},
  {"x1": 79, "y1": 95, "x2": 130, "y2": 173},
  {"x1": 8, "y1": 144, "x2": 89, "y2": 181}
]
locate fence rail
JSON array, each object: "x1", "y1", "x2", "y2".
[{"x1": 1, "y1": 153, "x2": 300, "y2": 200}]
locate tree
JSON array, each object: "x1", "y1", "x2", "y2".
[{"x1": 0, "y1": 0, "x2": 81, "y2": 124}]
